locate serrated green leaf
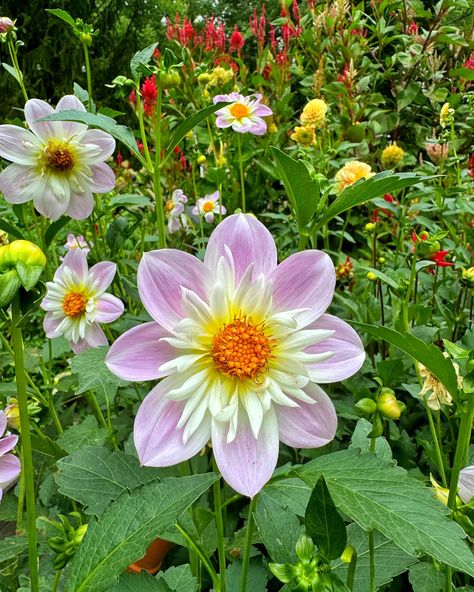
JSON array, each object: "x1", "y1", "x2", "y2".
[
  {"x1": 349, "y1": 418, "x2": 392, "y2": 460},
  {"x1": 305, "y1": 476, "x2": 347, "y2": 560},
  {"x1": 55, "y1": 446, "x2": 175, "y2": 515},
  {"x1": 69, "y1": 346, "x2": 128, "y2": 394},
  {"x1": 409, "y1": 561, "x2": 445, "y2": 592},
  {"x1": 46, "y1": 8, "x2": 76, "y2": 28},
  {"x1": 332, "y1": 523, "x2": 416, "y2": 592},
  {"x1": 130, "y1": 43, "x2": 158, "y2": 79},
  {"x1": 109, "y1": 572, "x2": 168, "y2": 592},
  {"x1": 351, "y1": 323, "x2": 459, "y2": 402},
  {"x1": 0, "y1": 535, "x2": 28, "y2": 563},
  {"x1": 65, "y1": 473, "x2": 218, "y2": 592},
  {"x1": 156, "y1": 565, "x2": 196, "y2": 591},
  {"x1": 264, "y1": 477, "x2": 311, "y2": 517},
  {"x1": 298, "y1": 450, "x2": 474, "y2": 577},
  {"x1": 56, "y1": 416, "x2": 107, "y2": 454},
  {"x1": 226, "y1": 559, "x2": 268, "y2": 592}
]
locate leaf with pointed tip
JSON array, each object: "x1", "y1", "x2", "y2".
[
  {"x1": 46, "y1": 8, "x2": 76, "y2": 28},
  {"x1": 130, "y1": 43, "x2": 158, "y2": 79}
]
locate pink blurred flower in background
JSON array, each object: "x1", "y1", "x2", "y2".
[
  {"x1": 192, "y1": 190, "x2": 226, "y2": 224},
  {"x1": 0, "y1": 410, "x2": 21, "y2": 503}
]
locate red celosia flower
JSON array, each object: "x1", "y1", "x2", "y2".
[
  {"x1": 431, "y1": 250, "x2": 454, "y2": 267},
  {"x1": 370, "y1": 209, "x2": 379, "y2": 223},
  {"x1": 141, "y1": 76, "x2": 157, "y2": 117},
  {"x1": 249, "y1": 5, "x2": 266, "y2": 48},
  {"x1": 463, "y1": 52, "x2": 474, "y2": 70},
  {"x1": 262, "y1": 63, "x2": 272, "y2": 80},
  {"x1": 384, "y1": 193, "x2": 395, "y2": 203},
  {"x1": 136, "y1": 140, "x2": 144, "y2": 153},
  {"x1": 407, "y1": 21, "x2": 418, "y2": 35},
  {"x1": 229, "y1": 25, "x2": 244, "y2": 54},
  {"x1": 467, "y1": 153, "x2": 474, "y2": 178},
  {"x1": 153, "y1": 48, "x2": 161, "y2": 61}
]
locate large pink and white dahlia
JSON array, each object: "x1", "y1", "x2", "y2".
[
  {"x1": 0, "y1": 95, "x2": 115, "y2": 220},
  {"x1": 213, "y1": 93, "x2": 272, "y2": 135},
  {"x1": 41, "y1": 249, "x2": 124, "y2": 354},
  {"x1": 106, "y1": 215, "x2": 365, "y2": 497},
  {"x1": 0, "y1": 410, "x2": 21, "y2": 503}
]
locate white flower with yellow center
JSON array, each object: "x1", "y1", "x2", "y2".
[{"x1": 213, "y1": 92, "x2": 273, "y2": 135}]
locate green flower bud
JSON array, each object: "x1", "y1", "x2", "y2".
[
  {"x1": 79, "y1": 32, "x2": 92, "y2": 46},
  {"x1": 0, "y1": 240, "x2": 46, "y2": 302},
  {"x1": 377, "y1": 389, "x2": 401, "y2": 420},
  {"x1": 0, "y1": 269, "x2": 21, "y2": 307},
  {"x1": 48, "y1": 536, "x2": 68, "y2": 553},
  {"x1": 340, "y1": 545, "x2": 355, "y2": 563},
  {"x1": 158, "y1": 69, "x2": 180, "y2": 89},
  {"x1": 73, "y1": 523, "x2": 88, "y2": 546},
  {"x1": 295, "y1": 534, "x2": 315, "y2": 563},
  {"x1": 198, "y1": 72, "x2": 211, "y2": 85},
  {"x1": 53, "y1": 552, "x2": 69, "y2": 570},
  {"x1": 0, "y1": 240, "x2": 46, "y2": 270},
  {"x1": 367, "y1": 271, "x2": 377, "y2": 282},
  {"x1": 197, "y1": 154, "x2": 207, "y2": 165},
  {"x1": 269, "y1": 562, "x2": 298, "y2": 583},
  {"x1": 461, "y1": 267, "x2": 474, "y2": 289},
  {"x1": 355, "y1": 398, "x2": 377, "y2": 415},
  {"x1": 365, "y1": 222, "x2": 376, "y2": 232}
]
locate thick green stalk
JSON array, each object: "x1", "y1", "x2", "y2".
[
  {"x1": 240, "y1": 495, "x2": 258, "y2": 592},
  {"x1": 402, "y1": 243, "x2": 418, "y2": 332},
  {"x1": 426, "y1": 406, "x2": 447, "y2": 486},
  {"x1": 154, "y1": 88, "x2": 167, "y2": 248},
  {"x1": 213, "y1": 473, "x2": 227, "y2": 592},
  {"x1": 447, "y1": 398, "x2": 474, "y2": 509},
  {"x1": 11, "y1": 293, "x2": 39, "y2": 592},
  {"x1": 236, "y1": 134, "x2": 246, "y2": 212},
  {"x1": 7, "y1": 37, "x2": 28, "y2": 102},
  {"x1": 82, "y1": 42, "x2": 93, "y2": 111}
]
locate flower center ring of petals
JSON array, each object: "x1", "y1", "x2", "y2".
[
  {"x1": 229, "y1": 103, "x2": 250, "y2": 120},
  {"x1": 211, "y1": 316, "x2": 275, "y2": 380},
  {"x1": 202, "y1": 201, "x2": 214, "y2": 213},
  {"x1": 62, "y1": 291, "x2": 87, "y2": 318},
  {"x1": 45, "y1": 141, "x2": 76, "y2": 171}
]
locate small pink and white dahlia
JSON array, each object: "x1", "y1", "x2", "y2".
[
  {"x1": 0, "y1": 95, "x2": 116, "y2": 220},
  {"x1": 458, "y1": 466, "x2": 474, "y2": 504},
  {"x1": 213, "y1": 92, "x2": 272, "y2": 135},
  {"x1": 106, "y1": 214, "x2": 365, "y2": 497},
  {"x1": 166, "y1": 189, "x2": 188, "y2": 233},
  {"x1": 64, "y1": 233, "x2": 91, "y2": 256},
  {"x1": 0, "y1": 410, "x2": 21, "y2": 503},
  {"x1": 41, "y1": 249, "x2": 123, "y2": 354},
  {"x1": 192, "y1": 190, "x2": 226, "y2": 224}
]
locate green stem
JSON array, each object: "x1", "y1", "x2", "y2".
[
  {"x1": 135, "y1": 80, "x2": 153, "y2": 168},
  {"x1": 8, "y1": 37, "x2": 28, "y2": 102},
  {"x1": 240, "y1": 495, "x2": 258, "y2": 592},
  {"x1": 176, "y1": 523, "x2": 220, "y2": 591},
  {"x1": 447, "y1": 398, "x2": 474, "y2": 509},
  {"x1": 403, "y1": 243, "x2": 418, "y2": 332},
  {"x1": 154, "y1": 88, "x2": 167, "y2": 249},
  {"x1": 213, "y1": 473, "x2": 227, "y2": 592},
  {"x1": 346, "y1": 548, "x2": 358, "y2": 591},
  {"x1": 426, "y1": 406, "x2": 447, "y2": 486},
  {"x1": 368, "y1": 530, "x2": 376, "y2": 592},
  {"x1": 11, "y1": 293, "x2": 39, "y2": 592},
  {"x1": 298, "y1": 232, "x2": 309, "y2": 252},
  {"x1": 82, "y1": 42, "x2": 93, "y2": 111},
  {"x1": 236, "y1": 134, "x2": 246, "y2": 212},
  {"x1": 52, "y1": 570, "x2": 61, "y2": 592}
]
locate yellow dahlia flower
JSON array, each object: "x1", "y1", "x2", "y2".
[
  {"x1": 334, "y1": 161, "x2": 374, "y2": 192},
  {"x1": 300, "y1": 99, "x2": 328, "y2": 129},
  {"x1": 381, "y1": 143, "x2": 404, "y2": 169},
  {"x1": 291, "y1": 126, "x2": 316, "y2": 146}
]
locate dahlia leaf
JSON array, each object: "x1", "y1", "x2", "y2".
[
  {"x1": 109, "y1": 571, "x2": 168, "y2": 592},
  {"x1": 298, "y1": 449, "x2": 474, "y2": 577},
  {"x1": 130, "y1": 43, "x2": 158, "y2": 79},
  {"x1": 44, "y1": 216, "x2": 70, "y2": 247},
  {"x1": 64, "y1": 473, "x2": 218, "y2": 592},
  {"x1": 408, "y1": 561, "x2": 445, "y2": 592},
  {"x1": 69, "y1": 346, "x2": 128, "y2": 394},
  {"x1": 0, "y1": 219, "x2": 24, "y2": 240},
  {"x1": 46, "y1": 8, "x2": 76, "y2": 28}
]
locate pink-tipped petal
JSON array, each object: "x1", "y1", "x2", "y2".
[
  {"x1": 66, "y1": 190, "x2": 94, "y2": 220},
  {"x1": 88, "y1": 162, "x2": 116, "y2": 193},
  {"x1": 137, "y1": 250, "x2": 210, "y2": 332},
  {"x1": 253, "y1": 104, "x2": 273, "y2": 117},
  {"x1": 0, "y1": 412, "x2": 6, "y2": 437},
  {"x1": 70, "y1": 338, "x2": 89, "y2": 354},
  {"x1": 212, "y1": 408, "x2": 279, "y2": 497},
  {"x1": 0, "y1": 454, "x2": 21, "y2": 489},
  {"x1": 106, "y1": 322, "x2": 178, "y2": 381},
  {"x1": 0, "y1": 125, "x2": 41, "y2": 165},
  {"x1": 270, "y1": 250, "x2": 336, "y2": 327},
  {"x1": 134, "y1": 375, "x2": 211, "y2": 466},
  {"x1": 277, "y1": 382, "x2": 337, "y2": 448},
  {"x1": 89, "y1": 261, "x2": 116, "y2": 292},
  {"x1": 43, "y1": 314, "x2": 63, "y2": 338},
  {"x1": 55, "y1": 95, "x2": 87, "y2": 136},
  {"x1": 458, "y1": 466, "x2": 474, "y2": 504},
  {"x1": 0, "y1": 164, "x2": 46, "y2": 204},
  {"x1": 249, "y1": 119, "x2": 267, "y2": 135},
  {"x1": 305, "y1": 315, "x2": 365, "y2": 383},
  {"x1": 34, "y1": 187, "x2": 70, "y2": 220},
  {"x1": 84, "y1": 324, "x2": 108, "y2": 349},
  {"x1": 24, "y1": 98, "x2": 63, "y2": 142},
  {"x1": 80, "y1": 129, "x2": 116, "y2": 161},
  {"x1": 0, "y1": 434, "x2": 18, "y2": 456},
  {"x1": 56, "y1": 249, "x2": 88, "y2": 282},
  {"x1": 205, "y1": 214, "x2": 277, "y2": 282},
  {"x1": 94, "y1": 293, "x2": 124, "y2": 323}
]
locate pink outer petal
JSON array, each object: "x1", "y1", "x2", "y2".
[
  {"x1": 80, "y1": 129, "x2": 116, "y2": 161},
  {"x1": 252, "y1": 104, "x2": 273, "y2": 117},
  {"x1": 137, "y1": 250, "x2": 210, "y2": 332},
  {"x1": 84, "y1": 324, "x2": 108, "y2": 349},
  {"x1": 24, "y1": 98, "x2": 63, "y2": 142},
  {"x1": 0, "y1": 454, "x2": 21, "y2": 489},
  {"x1": 33, "y1": 186, "x2": 70, "y2": 220},
  {"x1": 106, "y1": 322, "x2": 178, "y2": 381},
  {"x1": 0, "y1": 434, "x2": 18, "y2": 456},
  {"x1": 66, "y1": 190, "x2": 94, "y2": 220},
  {"x1": 0, "y1": 412, "x2": 6, "y2": 437},
  {"x1": 88, "y1": 162, "x2": 116, "y2": 193},
  {"x1": 304, "y1": 314, "x2": 365, "y2": 383},
  {"x1": 70, "y1": 338, "x2": 89, "y2": 354},
  {"x1": 43, "y1": 314, "x2": 63, "y2": 338},
  {"x1": 55, "y1": 248, "x2": 88, "y2": 283},
  {"x1": 0, "y1": 125, "x2": 40, "y2": 165},
  {"x1": 458, "y1": 466, "x2": 474, "y2": 504},
  {"x1": 248, "y1": 119, "x2": 267, "y2": 136},
  {"x1": 94, "y1": 293, "x2": 124, "y2": 324},
  {"x1": 89, "y1": 261, "x2": 116, "y2": 292},
  {"x1": 204, "y1": 214, "x2": 277, "y2": 282},
  {"x1": 55, "y1": 95, "x2": 87, "y2": 137},
  {"x1": 0, "y1": 164, "x2": 45, "y2": 204},
  {"x1": 270, "y1": 250, "x2": 336, "y2": 328},
  {"x1": 212, "y1": 408, "x2": 279, "y2": 497},
  {"x1": 134, "y1": 375, "x2": 211, "y2": 466},
  {"x1": 277, "y1": 382, "x2": 337, "y2": 448}
]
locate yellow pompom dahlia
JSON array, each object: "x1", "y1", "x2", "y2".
[
  {"x1": 291, "y1": 126, "x2": 316, "y2": 146},
  {"x1": 300, "y1": 99, "x2": 328, "y2": 129},
  {"x1": 381, "y1": 143, "x2": 404, "y2": 169},
  {"x1": 334, "y1": 161, "x2": 374, "y2": 192}
]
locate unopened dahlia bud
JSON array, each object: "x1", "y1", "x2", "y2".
[
  {"x1": 197, "y1": 154, "x2": 207, "y2": 165},
  {"x1": 340, "y1": 545, "x2": 356, "y2": 563},
  {"x1": 377, "y1": 389, "x2": 402, "y2": 420},
  {"x1": 460, "y1": 267, "x2": 474, "y2": 289},
  {"x1": 4, "y1": 401, "x2": 20, "y2": 430},
  {"x1": 198, "y1": 72, "x2": 211, "y2": 85},
  {"x1": 367, "y1": 271, "x2": 377, "y2": 282},
  {"x1": 0, "y1": 240, "x2": 46, "y2": 303},
  {"x1": 0, "y1": 17, "x2": 14, "y2": 33},
  {"x1": 355, "y1": 397, "x2": 377, "y2": 415},
  {"x1": 365, "y1": 222, "x2": 376, "y2": 232}
]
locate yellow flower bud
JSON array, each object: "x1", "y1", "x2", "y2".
[
  {"x1": 197, "y1": 73, "x2": 211, "y2": 85},
  {"x1": 365, "y1": 222, "x2": 376, "y2": 232},
  {"x1": 461, "y1": 267, "x2": 474, "y2": 289},
  {"x1": 381, "y1": 143, "x2": 405, "y2": 169},
  {"x1": 340, "y1": 545, "x2": 356, "y2": 563},
  {"x1": 377, "y1": 389, "x2": 402, "y2": 420},
  {"x1": 0, "y1": 240, "x2": 46, "y2": 271},
  {"x1": 367, "y1": 272, "x2": 378, "y2": 282},
  {"x1": 197, "y1": 154, "x2": 207, "y2": 165},
  {"x1": 378, "y1": 257, "x2": 386, "y2": 264},
  {"x1": 4, "y1": 400, "x2": 20, "y2": 430}
]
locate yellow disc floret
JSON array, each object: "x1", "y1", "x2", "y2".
[
  {"x1": 62, "y1": 291, "x2": 87, "y2": 318},
  {"x1": 229, "y1": 103, "x2": 250, "y2": 120},
  {"x1": 211, "y1": 315, "x2": 274, "y2": 380},
  {"x1": 44, "y1": 140, "x2": 76, "y2": 172}
]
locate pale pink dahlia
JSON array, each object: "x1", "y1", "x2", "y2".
[
  {"x1": 0, "y1": 410, "x2": 21, "y2": 503},
  {"x1": 458, "y1": 466, "x2": 474, "y2": 503},
  {"x1": 64, "y1": 233, "x2": 91, "y2": 256},
  {"x1": 106, "y1": 214, "x2": 365, "y2": 497},
  {"x1": 192, "y1": 190, "x2": 226, "y2": 224},
  {"x1": 41, "y1": 249, "x2": 124, "y2": 354},
  {"x1": 0, "y1": 95, "x2": 116, "y2": 220},
  {"x1": 213, "y1": 93, "x2": 272, "y2": 135}
]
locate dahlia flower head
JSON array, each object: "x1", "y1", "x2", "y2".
[
  {"x1": 192, "y1": 190, "x2": 226, "y2": 224},
  {"x1": 334, "y1": 161, "x2": 374, "y2": 193},
  {"x1": 458, "y1": 466, "x2": 474, "y2": 504},
  {"x1": 381, "y1": 143, "x2": 405, "y2": 169},
  {"x1": 166, "y1": 189, "x2": 189, "y2": 234},
  {"x1": 0, "y1": 410, "x2": 21, "y2": 503},
  {"x1": 106, "y1": 214, "x2": 365, "y2": 497},
  {"x1": 41, "y1": 249, "x2": 124, "y2": 354},
  {"x1": 300, "y1": 99, "x2": 328, "y2": 130},
  {"x1": 0, "y1": 95, "x2": 116, "y2": 220},
  {"x1": 213, "y1": 93, "x2": 272, "y2": 135}
]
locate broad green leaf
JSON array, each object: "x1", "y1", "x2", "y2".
[
  {"x1": 351, "y1": 322, "x2": 459, "y2": 401},
  {"x1": 55, "y1": 446, "x2": 175, "y2": 515},
  {"x1": 38, "y1": 110, "x2": 143, "y2": 163},
  {"x1": 254, "y1": 488, "x2": 302, "y2": 563},
  {"x1": 110, "y1": 194, "x2": 151, "y2": 208},
  {"x1": 0, "y1": 535, "x2": 28, "y2": 563},
  {"x1": 0, "y1": 219, "x2": 24, "y2": 239},
  {"x1": 332, "y1": 523, "x2": 416, "y2": 592},
  {"x1": 226, "y1": 559, "x2": 268, "y2": 592},
  {"x1": 156, "y1": 565, "x2": 196, "y2": 591},
  {"x1": 70, "y1": 346, "x2": 129, "y2": 394},
  {"x1": 270, "y1": 147, "x2": 320, "y2": 228},
  {"x1": 161, "y1": 102, "x2": 229, "y2": 167},
  {"x1": 264, "y1": 477, "x2": 311, "y2": 517},
  {"x1": 65, "y1": 473, "x2": 218, "y2": 592},
  {"x1": 45, "y1": 216, "x2": 70, "y2": 247},
  {"x1": 130, "y1": 43, "x2": 158, "y2": 79},
  {"x1": 318, "y1": 172, "x2": 433, "y2": 228},
  {"x1": 46, "y1": 8, "x2": 76, "y2": 28},
  {"x1": 409, "y1": 562, "x2": 445, "y2": 592},
  {"x1": 2, "y1": 62, "x2": 22, "y2": 84},
  {"x1": 349, "y1": 418, "x2": 392, "y2": 460},
  {"x1": 450, "y1": 67, "x2": 474, "y2": 81},
  {"x1": 298, "y1": 450, "x2": 474, "y2": 577},
  {"x1": 56, "y1": 416, "x2": 107, "y2": 454},
  {"x1": 359, "y1": 266, "x2": 400, "y2": 290},
  {"x1": 305, "y1": 476, "x2": 347, "y2": 560},
  {"x1": 110, "y1": 572, "x2": 167, "y2": 592}
]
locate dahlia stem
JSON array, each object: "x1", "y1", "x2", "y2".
[
  {"x1": 11, "y1": 293, "x2": 39, "y2": 592},
  {"x1": 447, "y1": 397, "x2": 473, "y2": 509},
  {"x1": 82, "y1": 41, "x2": 93, "y2": 111},
  {"x1": 176, "y1": 523, "x2": 219, "y2": 591},
  {"x1": 426, "y1": 405, "x2": 447, "y2": 487},
  {"x1": 236, "y1": 133, "x2": 246, "y2": 212},
  {"x1": 368, "y1": 530, "x2": 376, "y2": 592},
  {"x1": 7, "y1": 37, "x2": 28, "y2": 103},
  {"x1": 154, "y1": 87, "x2": 167, "y2": 249},
  {"x1": 240, "y1": 494, "x2": 258, "y2": 592},
  {"x1": 213, "y1": 471, "x2": 227, "y2": 592}
]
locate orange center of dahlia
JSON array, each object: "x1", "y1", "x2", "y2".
[
  {"x1": 165, "y1": 200, "x2": 175, "y2": 212},
  {"x1": 62, "y1": 291, "x2": 87, "y2": 318},
  {"x1": 202, "y1": 201, "x2": 214, "y2": 213},
  {"x1": 45, "y1": 141, "x2": 75, "y2": 171},
  {"x1": 211, "y1": 316, "x2": 274, "y2": 379},
  {"x1": 229, "y1": 103, "x2": 250, "y2": 120}
]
